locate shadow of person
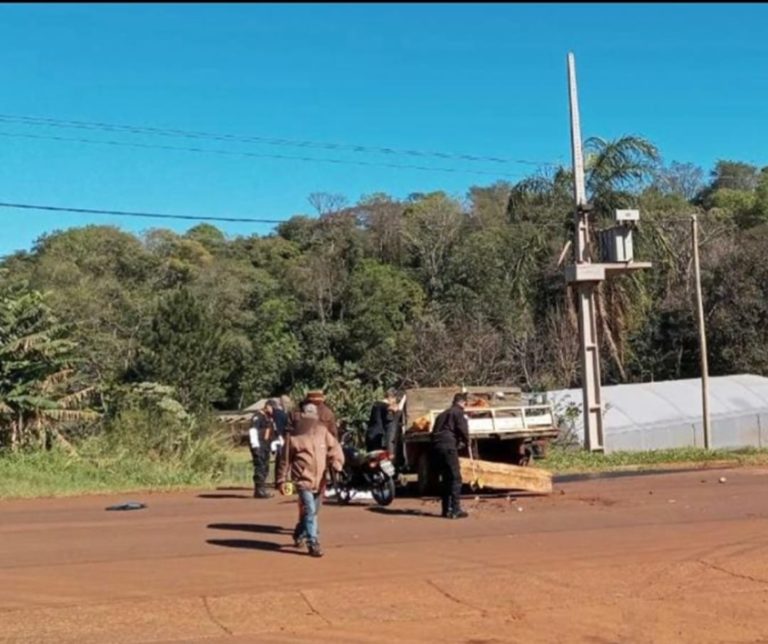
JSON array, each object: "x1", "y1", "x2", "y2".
[
  {"x1": 207, "y1": 538, "x2": 305, "y2": 555},
  {"x1": 366, "y1": 506, "x2": 438, "y2": 518},
  {"x1": 207, "y1": 523, "x2": 290, "y2": 535},
  {"x1": 197, "y1": 493, "x2": 251, "y2": 499}
]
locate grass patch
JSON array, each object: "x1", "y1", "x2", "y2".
[
  {"x1": 0, "y1": 447, "x2": 255, "y2": 500},
  {"x1": 5, "y1": 442, "x2": 768, "y2": 499},
  {"x1": 538, "y1": 445, "x2": 768, "y2": 474}
]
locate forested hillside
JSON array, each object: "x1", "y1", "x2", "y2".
[{"x1": 2, "y1": 136, "x2": 768, "y2": 450}]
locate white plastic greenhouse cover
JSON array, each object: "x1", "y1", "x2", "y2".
[{"x1": 547, "y1": 374, "x2": 768, "y2": 452}]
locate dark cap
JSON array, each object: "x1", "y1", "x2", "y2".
[{"x1": 453, "y1": 392, "x2": 468, "y2": 406}]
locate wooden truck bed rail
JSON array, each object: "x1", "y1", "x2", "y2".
[{"x1": 404, "y1": 403, "x2": 557, "y2": 441}]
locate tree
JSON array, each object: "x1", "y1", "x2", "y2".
[
  {"x1": 0, "y1": 281, "x2": 97, "y2": 450},
  {"x1": 343, "y1": 260, "x2": 425, "y2": 380},
  {"x1": 185, "y1": 224, "x2": 227, "y2": 251},
  {"x1": 308, "y1": 192, "x2": 348, "y2": 216},
  {"x1": 740, "y1": 168, "x2": 768, "y2": 229},
  {"x1": 401, "y1": 192, "x2": 465, "y2": 297},
  {"x1": 20, "y1": 227, "x2": 158, "y2": 401},
  {"x1": 355, "y1": 193, "x2": 406, "y2": 264},
  {"x1": 652, "y1": 161, "x2": 705, "y2": 201},
  {"x1": 709, "y1": 161, "x2": 760, "y2": 192},
  {"x1": 468, "y1": 182, "x2": 512, "y2": 228},
  {"x1": 137, "y1": 288, "x2": 227, "y2": 411},
  {"x1": 707, "y1": 225, "x2": 768, "y2": 374},
  {"x1": 696, "y1": 161, "x2": 761, "y2": 216},
  {"x1": 584, "y1": 135, "x2": 661, "y2": 217}
]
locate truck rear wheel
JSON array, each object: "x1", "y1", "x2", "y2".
[
  {"x1": 510, "y1": 439, "x2": 533, "y2": 467},
  {"x1": 417, "y1": 451, "x2": 439, "y2": 496}
]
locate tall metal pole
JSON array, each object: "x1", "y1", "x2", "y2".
[
  {"x1": 691, "y1": 214, "x2": 711, "y2": 449},
  {"x1": 567, "y1": 52, "x2": 604, "y2": 451}
]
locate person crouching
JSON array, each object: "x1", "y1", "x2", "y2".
[{"x1": 277, "y1": 403, "x2": 344, "y2": 558}]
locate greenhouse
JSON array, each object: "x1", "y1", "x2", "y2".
[{"x1": 547, "y1": 374, "x2": 768, "y2": 452}]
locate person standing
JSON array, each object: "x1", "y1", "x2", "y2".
[
  {"x1": 430, "y1": 392, "x2": 470, "y2": 519},
  {"x1": 248, "y1": 401, "x2": 276, "y2": 499},
  {"x1": 365, "y1": 388, "x2": 400, "y2": 454},
  {"x1": 268, "y1": 397, "x2": 288, "y2": 486},
  {"x1": 268, "y1": 398, "x2": 288, "y2": 438},
  {"x1": 305, "y1": 390, "x2": 338, "y2": 439},
  {"x1": 277, "y1": 403, "x2": 344, "y2": 557}
]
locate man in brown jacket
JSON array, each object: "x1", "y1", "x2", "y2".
[
  {"x1": 305, "y1": 390, "x2": 338, "y2": 438},
  {"x1": 287, "y1": 391, "x2": 338, "y2": 436},
  {"x1": 277, "y1": 403, "x2": 344, "y2": 558}
]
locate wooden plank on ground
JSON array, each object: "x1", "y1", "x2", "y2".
[{"x1": 459, "y1": 458, "x2": 552, "y2": 495}]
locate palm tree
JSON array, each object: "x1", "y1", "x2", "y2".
[
  {"x1": 584, "y1": 136, "x2": 660, "y2": 381},
  {"x1": 585, "y1": 135, "x2": 660, "y2": 218},
  {"x1": 505, "y1": 136, "x2": 660, "y2": 383},
  {"x1": 0, "y1": 283, "x2": 97, "y2": 450}
]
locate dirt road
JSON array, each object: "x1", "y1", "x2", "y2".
[{"x1": 1, "y1": 467, "x2": 768, "y2": 643}]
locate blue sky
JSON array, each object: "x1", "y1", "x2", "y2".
[{"x1": 1, "y1": 3, "x2": 766, "y2": 257}]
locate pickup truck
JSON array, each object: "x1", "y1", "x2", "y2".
[{"x1": 395, "y1": 386, "x2": 558, "y2": 495}]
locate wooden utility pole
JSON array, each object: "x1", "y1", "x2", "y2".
[{"x1": 691, "y1": 214, "x2": 712, "y2": 449}]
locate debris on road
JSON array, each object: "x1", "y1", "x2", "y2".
[{"x1": 106, "y1": 502, "x2": 147, "y2": 511}]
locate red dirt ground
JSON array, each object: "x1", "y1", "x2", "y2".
[{"x1": 2, "y1": 467, "x2": 768, "y2": 643}]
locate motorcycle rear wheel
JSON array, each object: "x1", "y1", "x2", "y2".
[{"x1": 371, "y1": 475, "x2": 396, "y2": 506}]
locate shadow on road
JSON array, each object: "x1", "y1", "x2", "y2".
[
  {"x1": 207, "y1": 538, "x2": 305, "y2": 555},
  {"x1": 197, "y1": 493, "x2": 251, "y2": 499},
  {"x1": 207, "y1": 522, "x2": 290, "y2": 535},
  {"x1": 366, "y1": 506, "x2": 439, "y2": 518},
  {"x1": 216, "y1": 486, "x2": 251, "y2": 491}
]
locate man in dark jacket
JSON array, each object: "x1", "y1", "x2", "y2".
[
  {"x1": 365, "y1": 389, "x2": 400, "y2": 453},
  {"x1": 430, "y1": 392, "x2": 470, "y2": 519}
]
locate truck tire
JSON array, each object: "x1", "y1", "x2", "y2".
[
  {"x1": 417, "y1": 451, "x2": 439, "y2": 496},
  {"x1": 510, "y1": 439, "x2": 532, "y2": 467}
]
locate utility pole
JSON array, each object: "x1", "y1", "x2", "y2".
[
  {"x1": 691, "y1": 214, "x2": 712, "y2": 449},
  {"x1": 564, "y1": 53, "x2": 652, "y2": 452},
  {"x1": 566, "y1": 53, "x2": 604, "y2": 452}
]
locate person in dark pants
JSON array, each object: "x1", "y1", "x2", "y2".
[
  {"x1": 430, "y1": 392, "x2": 470, "y2": 519},
  {"x1": 269, "y1": 398, "x2": 289, "y2": 487},
  {"x1": 249, "y1": 402, "x2": 276, "y2": 499},
  {"x1": 365, "y1": 389, "x2": 399, "y2": 452}
]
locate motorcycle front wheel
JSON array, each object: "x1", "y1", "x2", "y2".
[{"x1": 371, "y1": 474, "x2": 396, "y2": 506}]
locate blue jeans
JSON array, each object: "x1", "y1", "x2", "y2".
[{"x1": 296, "y1": 489, "x2": 320, "y2": 544}]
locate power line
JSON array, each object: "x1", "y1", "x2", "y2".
[
  {"x1": 0, "y1": 130, "x2": 532, "y2": 179},
  {"x1": 0, "y1": 201, "x2": 285, "y2": 224},
  {"x1": 0, "y1": 113, "x2": 560, "y2": 168}
]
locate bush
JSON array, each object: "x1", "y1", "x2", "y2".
[{"x1": 94, "y1": 408, "x2": 229, "y2": 479}]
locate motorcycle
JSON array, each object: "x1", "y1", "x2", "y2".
[{"x1": 333, "y1": 429, "x2": 397, "y2": 506}]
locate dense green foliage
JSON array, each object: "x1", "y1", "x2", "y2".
[{"x1": 2, "y1": 138, "x2": 767, "y2": 457}]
